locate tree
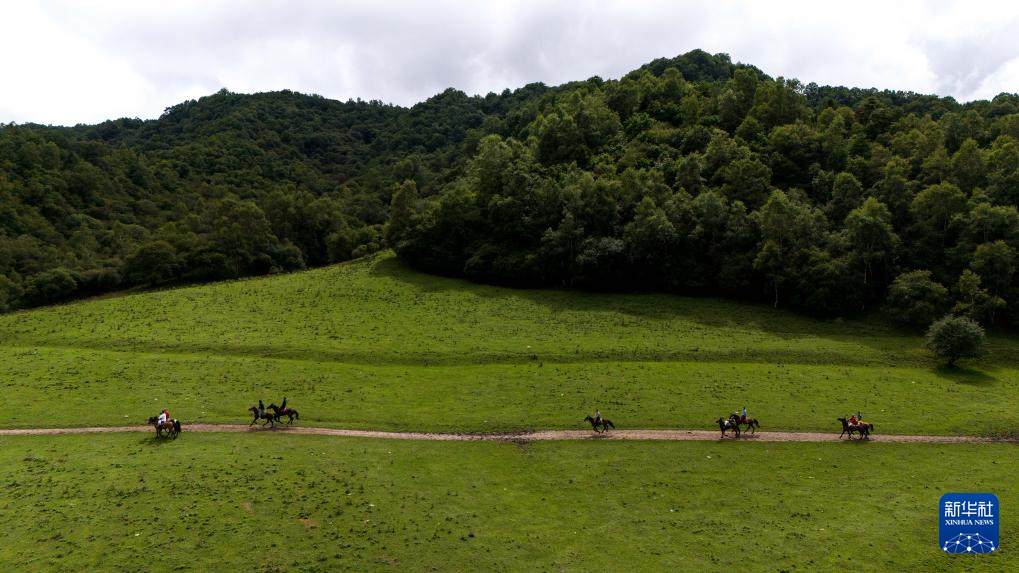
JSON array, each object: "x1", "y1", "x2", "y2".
[
  {"x1": 384, "y1": 179, "x2": 419, "y2": 248},
  {"x1": 885, "y1": 270, "x2": 949, "y2": 327},
  {"x1": 909, "y1": 182, "x2": 967, "y2": 255},
  {"x1": 533, "y1": 91, "x2": 620, "y2": 166},
  {"x1": 124, "y1": 240, "x2": 181, "y2": 285},
  {"x1": 827, "y1": 172, "x2": 864, "y2": 223},
  {"x1": 924, "y1": 314, "x2": 985, "y2": 366},
  {"x1": 0, "y1": 274, "x2": 22, "y2": 312},
  {"x1": 753, "y1": 190, "x2": 825, "y2": 307},
  {"x1": 970, "y1": 240, "x2": 1017, "y2": 300},
  {"x1": 24, "y1": 267, "x2": 77, "y2": 305},
  {"x1": 951, "y1": 269, "x2": 1005, "y2": 324},
  {"x1": 719, "y1": 157, "x2": 772, "y2": 208},
  {"x1": 623, "y1": 196, "x2": 677, "y2": 279},
  {"x1": 844, "y1": 197, "x2": 899, "y2": 287},
  {"x1": 949, "y1": 138, "x2": 986, "y2": 192}
]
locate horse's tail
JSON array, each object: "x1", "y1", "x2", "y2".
[
  {"x1": 606, "y1": 420, "x2": 615, "y2": 429},
  {"x1": 293, "y1": 410, "x2": 299, "y2": 419},
  {"x1": 753, "y1": 419, "x2": 760, "y2": 428},
  {"x1": 173, "y1": 419, "x2": 181, "y2": 433}
]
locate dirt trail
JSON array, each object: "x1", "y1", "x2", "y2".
[{"x1": 0, "y1": 424, "x2": 1013, "y2": 443}]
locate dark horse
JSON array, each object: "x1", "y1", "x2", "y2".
[
  {"x1": 838, "y1": 417, "x2": 874, "y2": 440},
  {"x1": 147, "y1": 416, "x2": 181, "y2": 439},
  {"x1": 268, "y1": 403, "x2": 299, "y2": 424},
  {"x1": 729, "y1": 413, "x2": 761, "y2": 435},
  {"x1": 249, "y1": 406, "x2": 275, "y2": 428},
  {"x1": 716, "y1": 417, "x2": 740, "y2": 438},
  {"x1": 584, "y1": 415, "x2": 615, "y2": 433}
]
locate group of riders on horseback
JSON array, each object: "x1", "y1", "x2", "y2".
[
  {"x1": 148, "y1": 397, "x2": 300, "y2": 437},
  {"x1": 152, "y1": 399, "x2": 870, "y2": 439},
  {"x1": 248, "y1": 398, "x2": 300, "y2": 428},
  {"x1": 588, "y1": 405, "x2": 873, "y2": 440}
]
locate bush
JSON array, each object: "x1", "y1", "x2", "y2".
[
  {"x1": 924, "y1": 314, "x2": 986, "y2": 366},
  {"x1": 25, "y1": 268, "x2": 78, "y2": 306}
]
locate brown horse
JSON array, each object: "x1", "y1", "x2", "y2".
[
  {"x1": 268, "y1": 403, "x2": 299, "y2": 424},
  {"x1": 838, "y1": 417, "x2": 873, "y2": 440},
  {"x1": 716, "y1": 417, "x2": 740, "y2": 438},
  {"x1": 147, "y1": 416, "x2": 180, "y2": 439},
  {"x1": 249, "y1": 406, "x2": 275, "y2": 428},
  {"x1": 729, "y1": 413, "x2": 761, "y2": 434},
  {"x1": 584, "y1": 415, "x2": 615, "y2": 433}
]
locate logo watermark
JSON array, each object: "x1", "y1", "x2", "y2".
[{"x1": 940, "y1": 493, "x2": 998, "y2": 554}]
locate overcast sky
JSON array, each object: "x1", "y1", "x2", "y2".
[{"x1": 2, "y1": 0, "x2": 1018, "y2": 126}]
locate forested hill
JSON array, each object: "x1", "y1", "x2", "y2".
[
  {"x1": 0, "y1": 80, "x2": 551, "y2": 310},
  {"x1": 3, "y1": 50, "x2": 1019, "y2": 329}
]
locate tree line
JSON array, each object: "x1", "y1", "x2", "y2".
[
  {"x1": 388, "y1": 52, "x2": 1019, "y2": 330},
  {"x1": 3, "y1": 50, "x2": 1019, "y2": 332}
]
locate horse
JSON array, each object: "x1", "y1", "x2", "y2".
[
  {"x1": 584, "y1": 415, "x2": 615, "y2": 433},
  {"x1": 268, "y1": 403, "x2": 299, "y2": 424},
  {"x1": 729, "y1": 413, "x2": 761, "y2": 434},
  {"x1": 838, "y1": 417, "x2": 873, "y2": 440},
  {"x1": 147, "y1": 416, "x2": 181, "y2": 439},
  {"x1": 248, "y1": 406, "x2": 275, "y2": 428},
  {"x1": 716, "y1": 417, "x2": 740, "y2": 438}
]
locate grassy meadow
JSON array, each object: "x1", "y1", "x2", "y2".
[
  {"x1": 1, "y1": 433, "x2": 1014, "y2": 572},
  {"x1": 2, "y1": 253, "x2": 1018, "y2": 572},
  {"x1": 0, "y1": 253, "x2": 1016, "y2": 435}
]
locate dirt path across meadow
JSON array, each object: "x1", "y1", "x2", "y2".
[{"x1": 0, "y1": 424, "x2": 1013, "y2": 443}]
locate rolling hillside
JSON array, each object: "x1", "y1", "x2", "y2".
[{"x1": 1, "y1": 252, "x2": 1015, "y2": 435}]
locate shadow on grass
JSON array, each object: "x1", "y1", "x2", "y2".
[
  {"x1": 932, "y1": 365, "x2": 998, "y2": 386},
  {"x1": 368, "y1": 255, "x2": 937, "y2": 365},
  {"x1": 140, "y1": 430, "x2": 183, "y2": 445}
]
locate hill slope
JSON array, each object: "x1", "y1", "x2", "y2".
[{"x1": 1, "y1": 253, "x2": 1015, "y2": 434}]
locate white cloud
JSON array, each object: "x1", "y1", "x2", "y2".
[{"x1": 1, "y1": 0, "x2": 1017, "y2": 125}]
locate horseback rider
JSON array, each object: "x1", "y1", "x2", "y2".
[
  {"x1": 258, "y1": 400, "x2": 265, "y2": 418},
  {"x1": 741, "y1": 405, "x2": 748, "y2": 424},
  {"x1": 157, "y1": 408, "x2": 170, "y2": 426},
  {"x1": 594, "y1": 409, "x2": 602, "y2": 425},
  {"x1": 849, "y1": 413, "x2": 858, "y2": 427},
  {"x1": 280, "y1": 396, "x2": 288, "y2": 413}
]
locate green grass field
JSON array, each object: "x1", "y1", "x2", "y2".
[
  {"x1": 0, "y1": 433, "x2": 1013, "y2": 572},
  {"x1": 0, "y1": 253, "x2": 1016, "y2": 434},
  {"x1": 2, "y1": 253, "x2": 1017, "y2": 572}
]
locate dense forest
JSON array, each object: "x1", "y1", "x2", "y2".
[{"x1": 3, "y1": 50, "x2": 1019, "y2": 329}]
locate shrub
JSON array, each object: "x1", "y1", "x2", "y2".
[{"x1": 924, "y1": 314, "x2": 986, "y2": 366}]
